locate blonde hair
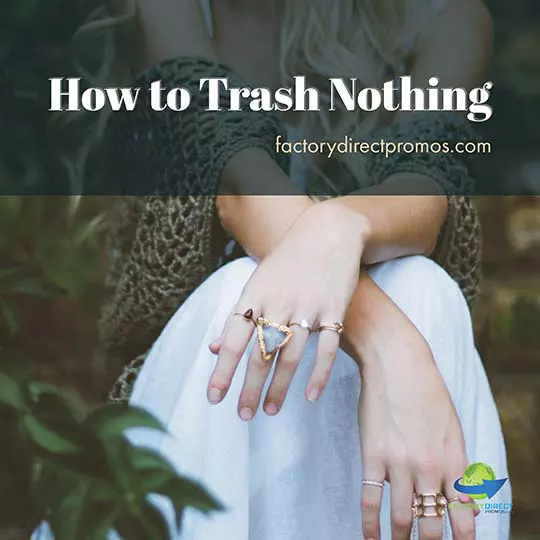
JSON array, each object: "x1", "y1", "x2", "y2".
[{"x1": 75, "y1": 0, "x2": 429, "y2": 191}]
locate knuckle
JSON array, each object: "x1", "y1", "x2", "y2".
[
  {"x1": 454, "y1": 519, "x2": 475, "y2": 539},
  {"x1": 386, "y1": 447, "x2": 408, "y2": 469},
  {"x1": 391, "y1": 511, "x2": 412, "y2": 531},
  {"x1": 266, "y1": 391, "x2": 285, "y2": 407},
  {"x1": 414, "y1": 453, "x2": 440, "y2": 475},
  {"x1": 239, "y1": 390, "x2": 260, "y2": 409},
  {"x1": 280, "y1": 354, "x2": 299, "y2": 370},
  {"x1": 361, "y1": 494, "x2": 380, "y2": 513},
  {"x1": 220, "y1": 343, "x2": 244, "y2": 360},
  {"x1": 423, "y1": 529, "x2": 443, "y2": 540},
  {"x1": 251, "y1": 355, "x2": 270, "y2": 373},
  {"x1": 362, "y1": 523, "x2": 379, "y2": 538}
]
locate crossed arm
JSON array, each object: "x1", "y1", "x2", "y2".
[{"x1": 130, "y1": 0, "x2": 492, "y2": 372}]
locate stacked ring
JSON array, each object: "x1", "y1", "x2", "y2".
[
  {"x1": 362, "y1": 480, "x2": 385, "y2": 489},
  {"x1": 317, "y1": 321, "x2": 344, "y2": 335},
  {"x1": 412, "y1": 493, "x2": 448, "y2": 518}
]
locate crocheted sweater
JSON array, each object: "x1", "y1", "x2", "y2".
[{"x1": 97, "y1": 58, "x2": 482, "y2": 400}]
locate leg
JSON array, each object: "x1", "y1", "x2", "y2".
[{"x1": 368, "y1": 256, "x2": 510, "y2": 540}]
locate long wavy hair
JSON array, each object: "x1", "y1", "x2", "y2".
[{"x1": 74, "y1": 0, "x2": 431, "y2": 191}]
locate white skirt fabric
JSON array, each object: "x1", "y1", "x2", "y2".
[
  {"x1": 34, "y1": 255, "x2": 511, "y2": 540},
  {"x1": 123, "y1": 255, "x2": 510, "y2": 540}
]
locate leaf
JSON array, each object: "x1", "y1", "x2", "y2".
[
  {"x1": 30, "y1": 382, "x2": 86, "y2": 423},
  {"x1": 87, "y1": 405, "x2": 166, "y2": 440},
  {"x1": 77, "y1": 498, "x2": 120, "y2": 540},
  {"x1": 137, "y1": 500, "x2": 172, "y2": 540},
  {"x1": 130, "y1": 447, "x2": 176, "y2": 473},
  {"x1": 0, "y1": 351, "x2": 32, "y2": 380},
  {"x1": 47, "y1": 481, "x2": 89, "y2": 540},
  {"x1": 114, "y1": 501, "x2": 171, "y2": 540},
  {"x1": 23, "y1": 414, "x2": 81, "y2": 454},
  {"x1": 0, "y1": 298, "x2": 19, "y2": 335},
  {"x1": 0, "y1": 372, "x2": 27, "y2": 410},
  {"x1": 0, "y1": 197, "x2": 22, "y2": 226},
  {"x1": 4, "y1": 278, "x2": 57, "y2": 298},
  {"x1": 156, "y1": 476, "x2": 223, "y2": 515},
  {"x1": 35, "y1": 236, "x2": 100, "y2": 297}
]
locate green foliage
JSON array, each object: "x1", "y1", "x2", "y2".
[
  {"x1": 0, "y1": 197, "x2": 108, "y2": 336},
  {"x1": 0, "y1": 353, "x2": 222, "y2": 539},
  {"x1": 0, "y1": 0, "x2": 98, "y2": 194}
]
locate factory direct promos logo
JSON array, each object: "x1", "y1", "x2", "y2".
[{"x1": 453, "y1": 462, "x2": 512, "y2": 514}]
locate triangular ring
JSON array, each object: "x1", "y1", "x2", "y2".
[{"x1": 256, "y1": 317, "x2": 294, "y2": 362}]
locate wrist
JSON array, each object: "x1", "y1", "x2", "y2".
[
  {"x1": 344, "y1": 274, "x2": 405, "y2": 373},
  {"x1": 307, "y1": 202, "x2": 373, "y2": 252}
]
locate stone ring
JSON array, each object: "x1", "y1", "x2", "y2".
[
  {"x1": 289, "y1": 319, "x2": 313, "y2": 333},
  {"x1": 256, "y1": 317, "x2": 294, "y2": 362}
]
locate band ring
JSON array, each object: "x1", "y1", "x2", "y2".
[
  {"x1": 289, "y1": 319, "x2": 313, "y2": 333},
  {"x1": 362, "y1": 480, "x2": 385, "y2": 489},
  {"x1": 317, "y1": 321, "x2": 344, "y2": 335},
  {"x1": 412, "y1": 493, "x2": 448, "y2": 518}
]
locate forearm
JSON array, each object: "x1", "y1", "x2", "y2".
[
  {"x1": 322, "y1": 174, "x2": 448, "y2": 264},
  {"x1": 220, "y1": 150, "x2": 447, "y2": 264},
  {"x1": 219, "y1": 151, "x2": 433, "y2": 370}
]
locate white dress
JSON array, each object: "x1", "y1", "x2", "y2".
[
  {"x1": 35, "y1": 2, "x2": 511, "y2": 539},
  {"x1": 124, "y1": 4, "x2": 509, "y2": 538}
]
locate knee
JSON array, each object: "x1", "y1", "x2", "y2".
[{"x1": 369, "y1": 255, "x2": 470, "y2": 335}]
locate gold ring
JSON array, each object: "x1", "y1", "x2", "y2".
[
  {"x1": 289, "y1": 319, "x2": 313, "y2": 333},
  {"x1": 317, "y1": 321, "x2": 344, "y2": 335},
  {"x1": 362, "y1": 480, "x2": 385, "y2": 489},
  {"x1": 234, "y1": 308, "x2": 256, "y2": 325},
  {"x1": 256, "y1": 317, "x2": 294, "y2": 362},
  {"x1": 412, "y1": 493, "x2": 447, "y2": 518}
]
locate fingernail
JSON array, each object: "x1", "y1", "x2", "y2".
[
  {"x1": 264, "y1": 403, "x2": 279, "y2": 416},
  {"x1": 207, "y1": 388, "x2": 223, "y2": 404},
  {"x1": 307, "y1": 388, "x2": 320, "y2": 402},
  {"x1": 459, "y1": 494, "x2": 472, "y2": 503},
  {"x1": 239, "y1": 407, "x2": 254, "y2": 421}
]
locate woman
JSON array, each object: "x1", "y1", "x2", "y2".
[{"x1": 87, "y1": 0, "x2": 509, "y2": 539}]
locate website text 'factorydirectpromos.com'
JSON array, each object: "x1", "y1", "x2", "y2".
[{"x1": 276, "y1": 136, "x2": 492, "y2": 160}]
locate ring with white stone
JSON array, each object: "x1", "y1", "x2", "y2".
[
  {"x1": 256, "y1": 317, "x2": 294, "y2": 363},
  {"x1": 289, "y1": 319, "x2": 313, "y2": 333}
]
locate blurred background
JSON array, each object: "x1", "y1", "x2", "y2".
[{"x1": 0, "y1": 0, "x2": 539, "y2": 538}]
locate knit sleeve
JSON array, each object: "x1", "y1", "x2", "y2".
[
  {"x1": 98, "y1": 57, "x2": 287, "y2": 367},
  {"x1": 363, "y1": 112, "x2": 482, "y2": 307}
]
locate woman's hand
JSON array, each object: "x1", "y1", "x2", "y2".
[
  {"x1": 207, "y1": 203, "x2": 371, "y2": 420},
  {"x1": 354, "y1": 296, "x2": 478, "y2": 540}
]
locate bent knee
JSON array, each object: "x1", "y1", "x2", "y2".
[{"x1": 369, "y1": 255, "x2": 470, "y2": 335}]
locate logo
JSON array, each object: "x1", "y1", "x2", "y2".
[{"x1": 454, "y1": 462, "x2": 508, "y2": 500}]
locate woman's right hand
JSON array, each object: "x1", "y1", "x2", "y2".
[{"x1": 352, "y1": 286, "x2": 478, "y2": 540}]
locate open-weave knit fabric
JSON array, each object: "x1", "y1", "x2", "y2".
[
  {"x1": 99, "y1": 58, "x2": 483, "y2": 403},
  {"x1": 361, "y1": 112, "x2": 483, "y2": 306}
]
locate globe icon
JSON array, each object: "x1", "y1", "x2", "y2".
[{"x1": 461, "y1": 462, "x2": 497, "y2": 500}]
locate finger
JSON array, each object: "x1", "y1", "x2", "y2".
[
  {"x1": 207, "y1": 305, "x2": 257, "y2": 404},
  {"x1": 263, "y1": 323, "x2": 310, "y2": 415},
  {"x1": 208, "y1": 336, "x2": 222, "y2": 354},
  {"x1": 445, "y1": 484, "x2": 476, "y2": 539},
  {"x1": 414, "y1": 474, "x2": 444, "y2": 540},
  {"x1": 306, "y1": 326, "x2": 340, "y2": 402},
  {"x1": 388, "y1": 470, "x2": 414, "y2": 540},
  {"x1": 237, "y1": 311, "x2": 291, "y2": 421},
  {"x1": 360, "y1": 457, "x2": 386, "y2": 539}
]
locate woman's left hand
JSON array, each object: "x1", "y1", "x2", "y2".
[{"x1": 206, "y1": 203, "x2": 371, "y2": 420}]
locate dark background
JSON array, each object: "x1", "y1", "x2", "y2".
[{"x1": 0, "y1": 0, "x2": 539, "y2": 538}]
